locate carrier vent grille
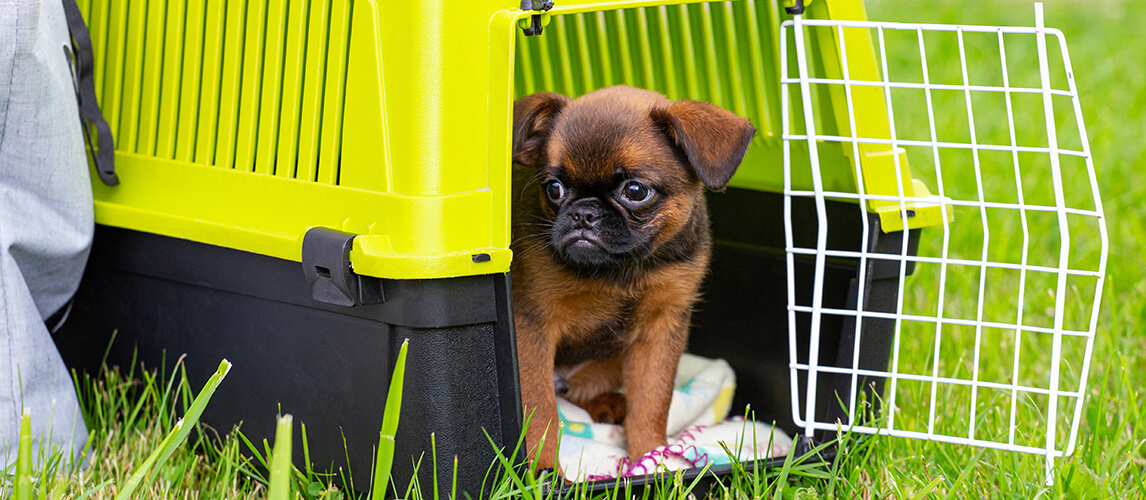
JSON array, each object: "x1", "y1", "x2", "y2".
[
  {"x1": 77, "y1": 0, "x2": 354, "y2": 184},
  {"x1": 515, "y1": 1, "x2": 783, "y2": 139}
]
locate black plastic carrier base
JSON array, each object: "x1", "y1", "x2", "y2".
[
  {"x1": 54, "y1": 188, "x2": 918, "y2": 495},
  {"x1": 54, "y1": 226, "x2": 524, "y2": 494}
]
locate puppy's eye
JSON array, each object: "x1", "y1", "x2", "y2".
[
  {"x1": 545, "y1": 180, "x2": 565, "y2": 202},
  {"x1": 620, "y1": 180, "x2": 653, "y2": 205}
]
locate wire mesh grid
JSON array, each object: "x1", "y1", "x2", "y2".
[{"x1": 780, "y1": 4, "x2": 1107, "y2": 484}]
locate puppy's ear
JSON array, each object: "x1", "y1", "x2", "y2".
[
  {"x1": 513, "y1": 92, "x2": 570, "y2": 167},
  {"x1": 651, "y1": 100, "x2": 756, "y2": 190}
]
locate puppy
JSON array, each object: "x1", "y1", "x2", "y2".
[{"x1": 510, "y1": 85, "x2": 755, "y2": 472}]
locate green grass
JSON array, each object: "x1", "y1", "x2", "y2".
[{"x1": 4, "y1": 0, "x2": 1144, "y2": 498}]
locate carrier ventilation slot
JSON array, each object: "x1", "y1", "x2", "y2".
[
  {"x1": 76, "y1": 0, "x2": 353, "y2": 185},
  {"x1": 515, "y1": 2, "x2": 784, "y2": 140}
]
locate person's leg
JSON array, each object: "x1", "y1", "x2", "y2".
[{"x1": 0, "y1": 0, "x2": 94, "y2": 468}]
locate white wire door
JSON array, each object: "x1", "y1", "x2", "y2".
[{"x1": 780, "y1": 3, "x2": 1107, "y2": 484}]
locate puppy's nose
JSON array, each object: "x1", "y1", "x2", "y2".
[{"x1": 571, "y1": 207, "x2": 600, "y2": 228}]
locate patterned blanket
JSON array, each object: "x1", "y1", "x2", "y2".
[{"x1": 556, "y1": 354, "x2": 792, "y2": 481}]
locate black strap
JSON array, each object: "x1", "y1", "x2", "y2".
[{"x1": 59, "y1": 0, "x2": 117, "y2": 186}]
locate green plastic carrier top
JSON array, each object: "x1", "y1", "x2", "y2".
[{"x1": 75, "y1": 0, "x2": 940, "y2": 280}]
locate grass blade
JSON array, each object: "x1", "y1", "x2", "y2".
[
  {"x1": 452, "y1": 455, "x2": 459, "y2": 500},
  {"x1": 15, "y1": 409, "x2": 32, "y2": 500},
  {"x1": 146, "y1": 359, "x2": 233, "y2": 484},
  {"x1": 372, "y1": 338, "x2": 410, "y2": 500},
  {"x1": 114, "y1": 419, "x2": 184, "y2": 500},
  {"x1": 72, "y1": 479, "x2": 113, "y2": 500},
  {"x1": 114, "y1": 359, "x2": 232, "y2": 500},
  {"x1": 432, "y1": 432, "x2": 440, "y2": 500},
  {"x1": 682, "y1": 461, "x2": 714, "y2": 497},
  {"x1": 483, "y1": 427, "x2": 531, "y2": 496},
  {"x1": 267, "y1": 414, "x2": 294, "y2": 500},
  {"x1": 771, "y1": 438, "x2": 799, "y2": 500}
]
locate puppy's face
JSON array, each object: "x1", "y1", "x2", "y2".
[{"x1": 513, "y1": 86, "x2": 755, "y2": 272}]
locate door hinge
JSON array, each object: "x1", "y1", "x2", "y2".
[{"x1": 519, "y1": 0, "x2": 554, "y2": 36}]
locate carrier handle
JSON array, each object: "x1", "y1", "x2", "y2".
[{"x1": 61, "y1": 0, "x2": 118, "y2": 186}]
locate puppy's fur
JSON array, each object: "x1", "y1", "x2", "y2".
[{"x1": 510, "y1": 86, "x2": 755, "y2": 471}]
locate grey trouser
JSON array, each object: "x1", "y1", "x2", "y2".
[{"x1": 0, "y1": 0, "x2": 93, "y2": 467}]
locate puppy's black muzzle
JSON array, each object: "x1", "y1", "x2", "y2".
[{"x1": 569, "y1": 200, "x2": 603, "y2": 229}]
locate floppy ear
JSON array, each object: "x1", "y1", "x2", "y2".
[
  {"x1": 512, "y1": 92, "x2": 570, "y2": 167},
  {"x1": 651, "y1": 100, "x2": 756, "y2": 190}
]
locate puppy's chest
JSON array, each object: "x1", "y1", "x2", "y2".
[
  {"x1": 544, "y1": 287, "x2": 636, "y2": 363},
  {"x1": 555, "y1": 324, "x2": 629, "y2": 366}
]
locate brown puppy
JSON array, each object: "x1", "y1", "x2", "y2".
[{"x1": 510, "y1": 85, "x2": 755, "y2": 472}]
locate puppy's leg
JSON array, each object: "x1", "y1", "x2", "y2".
[
  {"x1": 515, "y1": 317, "x2": 562, "y2": 471},
  {"x1": 622, "y1": 304, "x2": 690, "y2": 460},
  {"x1": 562, "y1": 356, "x2": 623, "y2": 405}
]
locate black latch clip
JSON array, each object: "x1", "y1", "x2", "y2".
[
  {"x1": 302, "y1": 227, "x2": 385, "y2": 307},
  {"x1": 520, "y1": 0, "x2": 554, "y2": 36}
]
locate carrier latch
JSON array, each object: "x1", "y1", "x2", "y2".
[
  {"x1": 519, "y1": 0, "x2": 554, "y2": 36},
  {"x1": 301, "y1": 227, "x2": 385, "y2": 307},
  {"x1": 783, "y1": 0, "x2": 811, "y2": 15}
]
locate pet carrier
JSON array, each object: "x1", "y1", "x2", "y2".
[{"x1": 53, "y1": 0, "x2": 1104, "y2": 492}]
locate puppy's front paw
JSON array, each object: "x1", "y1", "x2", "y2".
[{"x1": 579, "y1": 392, "x2": 628, "y2": 424}]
